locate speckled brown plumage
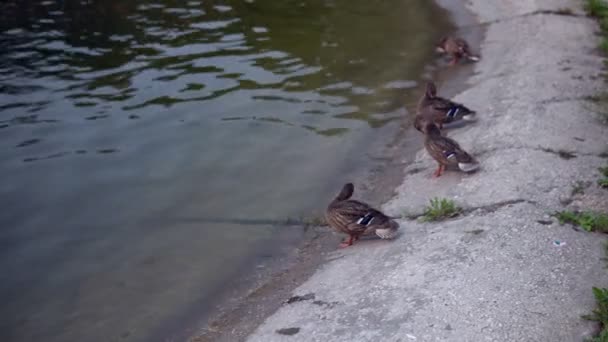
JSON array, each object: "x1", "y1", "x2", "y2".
[
  {"x1": 415, "y1": 81, "x2": 476, "y2": 131},
  {"x1": 325, "y1": 183, "x2": 398, "y2": 247},
  {"x1": 436, "y1": 36, "x2": 480, "y2": 65},
  {"x1": 421, "y1": 122, "x2": 479, "y2": 177}
]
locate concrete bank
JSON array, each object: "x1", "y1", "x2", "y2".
[{"x1": 246, "y1": 0, "x2": 608, "y2": 341}]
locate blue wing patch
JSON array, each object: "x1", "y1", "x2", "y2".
[
  {"x1": 357, "y1": 213, "x2": 375, "y2": 225},
  {"x1": 446, "y1": 106, "x2": 460, "y2": 118},
  {"x1": 444, "y1": 151, "x2": 456, "y2": 159}
]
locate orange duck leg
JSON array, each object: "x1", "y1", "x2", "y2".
[
  {"x1": 433, "y1": 164, "x2": 445, "y2": 178},
  {"x1": 339, "y1": 235, "x2": 355, "y2": 248}
]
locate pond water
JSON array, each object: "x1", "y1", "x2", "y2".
[{"x1": 0, "y1": 1, "x2": 451, "y2": 341}]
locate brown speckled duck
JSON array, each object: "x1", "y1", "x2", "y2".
[
  {"x1": 325, "y1": 183, "x2": 399, "y2": 248},
  {"x1": 421, "y1": 121, "x2": 479, "y2": 177},
  {"x1": 415, "y1": 81, "x2": 476, "y2": 131},
  {"x1": 436, "y1": 36, "x2": 480, "y2": 65}
]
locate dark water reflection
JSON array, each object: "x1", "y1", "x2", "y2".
[{"x1": 0, "y1": 1, "x2": 451, "y2": 341}]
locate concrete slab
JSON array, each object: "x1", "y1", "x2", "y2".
[{"x1": 246, "y1": 0, "x2": 608, "y2": 341}]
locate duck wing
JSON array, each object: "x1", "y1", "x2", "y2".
[
  {"x1": 327, "y1": 200, "x2": 389, "y2": 235},
  {"x1": 426, "y1": 135, "x2": 467, "y2": 164},
  {"x1": 431, "y1": 98, "x2": 474, "y2": 119},
  {"x1": 440, "y1": 136, "x2": 475, "y2": 163}
]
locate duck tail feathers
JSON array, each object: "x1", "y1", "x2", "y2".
[
  {"x1": 374, "y1": 220, "x2": 399, "y2": 240},
  {"x1": 461, "y1": 107, "x2": 477, "y2": 120},
  {"x1": 446, "y1": 105, "x2": 474, "y2": 120},
  {"x1": 458, "y1": 162, "x2": 480, "y2": 173}
]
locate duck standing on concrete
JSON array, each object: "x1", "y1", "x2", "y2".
[
  {"x1": 415, "y1": 81, "x2": 476, "y2": 131},
  {"x1": 326, "y1": 183, "x2": 399, "y2": 248},
  {"x1": 420, "y1": 121, "x2": 479, "y2": 177},
  {"x1": 436, "y1": 36, "x2": 480, "y2": 65}
]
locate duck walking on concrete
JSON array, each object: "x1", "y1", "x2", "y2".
[
  {"x1": 421, "y1": 121, "x2": 479, "y2": 177},
  {"x1": 436, "y1": 36, "x2": 480, "y2": 65},
  {"x1": 325, "y1": 183, "x2": 399, "y2": 248},
  {"x1": 415, "y1": 81, "x2": 476, "y2": 131}
]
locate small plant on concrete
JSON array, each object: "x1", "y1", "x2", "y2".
[
  {"x1": 421, "y1": 197, "x2": 460, "y2": 222},
  {"x1": 583, "y1": 287, "x2": 608, "y2": 342},
  {"x1": 586, "y1": 0, "x2": 608, "y2": 17},
  {"x1": 586, "y1": 0, "x2": 608, "y2": 55},
  {"x1": 601, "y1": 38, "x2": 608, "y2": 54},
  {"x1": 555, "y1": 210, "x2": 608, "y2": 233},
  {"x1": 604, "y1": 241, "x2": 608, "y2": 267},
  {"x1": 599, "y1": 166, "x2": 608, "y2": 188},
  {"x1": 587, "y1": 329, "x2": 608, "y2": 342}
]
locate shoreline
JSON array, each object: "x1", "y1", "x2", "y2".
[
  {"x1": 181, "y1": 2, "x2": 475, "y2": 341},
  {"x1": 246, "y1": 0, "x2": 608, "y2": 341}
]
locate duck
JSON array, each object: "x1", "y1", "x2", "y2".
[
  {"x1": 325, "y1": 183, "x2": 399, "y2": 248},
  {"x1": 420, "y1": 121, "x2": 479, "y2": 177},
  {"x1": 415, "y1": 81, "x2": 476, "y2": 131},
  {"x1": 436, "y1": 36, "x2": 480, "y2": 65}
]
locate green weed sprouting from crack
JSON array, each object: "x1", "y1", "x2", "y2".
[
  {"x1": 586, "y1": 330, "x2": 608, "y2": 342},
  {"x1": 584, "y1": 242, "x2": 608, "y2": 341},
  {"x1": 599, "y1": 166, "x2": 608, "y2": 188},
  {"x1": 554, "y1": 210, "x2": 608, "y2": 233},
  {"x1": 584, "y1": 0, "x2": 608, "y2": 131},
  {"x1": 604, "y1": 241, "x2": 608, "y2": 267},
  {"x1": 586, "y1": 0, "x2": 608, "y2": 17},
  {"x1": 420, "y1": 198, "x2": 461, "y2": 222},
  {"x1": 583, "y1": 287, "x2": 608, "y2": 342},
  {"x1": 602, "y1": 38, "x2": 608, "y2": 54}
]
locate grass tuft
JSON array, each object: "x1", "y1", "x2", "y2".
[
  {"x1": 602, "y1": 37, "x2": 608, "y2": 54},
  {"x1": 587, "y1": 329, "x2": 608, "y2": 342},
  {"x1": 586, "y1": 0, "x2": 608, "y2": 17},
  {"x1": 600, "y1": 166, "x2": 608, "y2": 188},
  {"x1": 421, "y1": 198, "x2": 461, "y2": 222},
  {"x1": 555, "y1": 210, "x2": 608, "y2": 232},
  {"x1": 604, "y1": 241, "x2": 608, "y2": 267},
  {"x1": 583, "y1": 287, "x2": 608, "y2": 342},
  {"x1": 601, "y1": 17, "x2": 608, "y2": 31}
]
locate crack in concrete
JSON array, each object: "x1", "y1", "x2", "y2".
[
  {"x1": 461, "y1": 199, "x2": 533, "y2": 214},
  {"x1": 475, "y1": 145, "x2": 603, "y2": 159},
  {"x1": 402, "y1": 198, "x2": 532, "y2": 221}
]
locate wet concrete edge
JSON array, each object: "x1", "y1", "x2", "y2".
[{"x1": 176, "y1": 1, "x2": 482, "y2": 341}]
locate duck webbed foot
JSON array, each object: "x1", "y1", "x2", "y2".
[{"x1": 339, "y1": 235, "x2": 355, "y2": 248}]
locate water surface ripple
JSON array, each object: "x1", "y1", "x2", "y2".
[{"x1": 0, "y1": 1, "x2": 451, "y2": 341}]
